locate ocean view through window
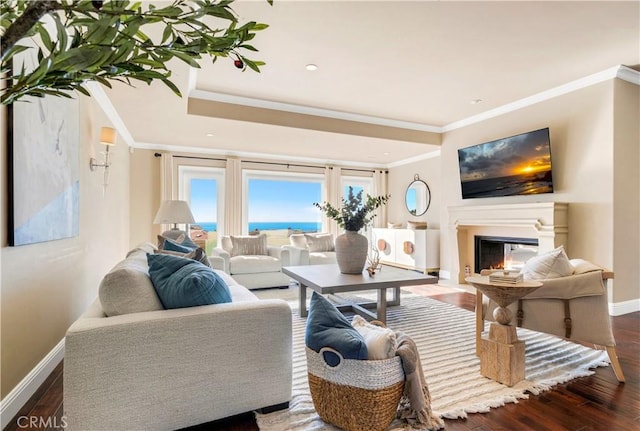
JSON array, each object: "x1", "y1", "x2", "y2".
[
  {"x1": 188, "y1": 177, "x2": 219, "y2": 253},
  {"x1": 179, "y1": 165, "x2": 225, "y2": 254},
  {"x1": 181, "y1": 167, "x2": 375, "y2": 249},
  {"x1": 246, "y1": 176, "x2": 323, "y2": 245}
]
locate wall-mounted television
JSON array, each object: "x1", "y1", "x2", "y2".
[{"x1": 457, "y1": 127, "x2": 554, "y2": 199}]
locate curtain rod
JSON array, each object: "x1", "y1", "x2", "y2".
[
  {"x1": 243, "y1": 160, "x2": 327, "y2": 170},
  {"x1": 156, "y1": 153, "x2": 388, "y2": 173},
  {"x1": 343, "y1": 168, "x2": 389, "y2": 174},
  {"x1": 160, "y1": 154, "x2": 227, "y2": 162},
  {"x1": 243, "y1": 160, "x2": 388, "y2": 173}
]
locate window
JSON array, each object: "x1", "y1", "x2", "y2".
[
  {"x1": 341, "y1": 176, "x2": 375, "y2": 237},
  {"x1": 243, "y1": 171, "x2": 324, "y2": 246},
  {"x1": 179, "y1": 166, "x2": 225, "y2": 253},
  {"x1": 341, "y1": 176, "x2": 373, "y2": 200}
]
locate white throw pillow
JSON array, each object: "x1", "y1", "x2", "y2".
[
  {"x1": 521, "y1": 246, "x2": 573, "y2": 280},
  {"x1": 305, "y1": 233, "x2": 335, "y2": 252},
  {"x1": 230, "y1": 234, "x2": 268, "y2": 257},
  {"x1": 351, "y1": 315, "x2": 397, "y2": 360},
  {"x1": 289, "y1": 234, "x2": 308, "y2": 249},
  {"x1": 570, "y1": 258, "x2": 603, "y2": 275}
]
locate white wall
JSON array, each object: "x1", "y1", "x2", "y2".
[
  {"x1": 387, "y1": 154, "x2": 441, "y2": 229},
  {"x1": 129, "y1": 148, "x2": 162, "y2": 247},
  {"x1": 1, "y1": 96, "x2": 131, "y2": 398},
  {"x1": 437, "y1": 79, "x2": 638, "y2": 305},
  {"x1": 612, "y1": 79, "x2": 640, "y2": 304}
]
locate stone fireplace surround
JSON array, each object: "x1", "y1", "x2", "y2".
[{"x1": 448, "y1": 202, "x2": 568, "y2": 284}]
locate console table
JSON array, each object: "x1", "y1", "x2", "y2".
[{"x1": 372, "y1": 228, "x2": 440, "y2": 274}]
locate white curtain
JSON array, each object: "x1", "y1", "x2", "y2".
[
  {"x1": 373, "y1": 169, "x2": 389, "y2": 228},
  {"x1": 225, "y1": 157, "x2": 242, "y2": 236},
  {"x1": 157, "y1": 153, "x2": 175, "y2": 233},
  {"x1": 159, "y1": 152, "x2": 173, "y2": 201},
  {"x1": 324, "y1": 166, "x2": 342, "y2": 236}
]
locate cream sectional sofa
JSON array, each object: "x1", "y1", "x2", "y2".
[{"x1": 63, "y1": 243, "x2": 292, "y2": 431}]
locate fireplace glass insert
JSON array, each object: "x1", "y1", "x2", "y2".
[{"x1": 474, "y1": 236, "x2": 539, "y2": 273}]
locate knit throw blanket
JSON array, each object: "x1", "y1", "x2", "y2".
[{"x1": 395, "y1": 331, "x2": 445, "y2": 430}]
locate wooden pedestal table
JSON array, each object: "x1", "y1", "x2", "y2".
[{"x1": 466, "y1": 276, "x2": 542, "y2": 387}]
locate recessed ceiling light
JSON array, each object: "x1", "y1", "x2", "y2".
[
  {"x1": 470, "y1": 99, "x2": 483, "y2": 105},
  {"x1": 305, "y1": 64, "x2": 318, "y2": 71},
  {"x1": 206, "y1": 133, "x2": 214, "y2": 137},
  {"x1": 383, "y1": 152, "x2": 390, "y2": 156}
]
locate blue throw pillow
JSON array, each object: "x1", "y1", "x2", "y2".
[
  {"x1": 305, "y1": 292, "x2": 368, "y2": 366},
  {"x1": 147, "y1": 253, "x2": 232, "y2": 309},
  {"x1": 162, "y1": 237, "x2": 193, "y2": 254},
  {"x1": 180, "y1": 235, "x2": 199, "y2": 249}
]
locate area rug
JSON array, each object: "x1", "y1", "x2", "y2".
[{"x1": 255, "y1": 293, "x2": 610, "y2": 430}]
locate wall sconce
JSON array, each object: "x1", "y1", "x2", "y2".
[{"x1": 90, "y1": 127, "x2": 117, "y2": 188}]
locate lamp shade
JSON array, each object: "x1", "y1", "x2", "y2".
[
  {"x1": 153, "y1": 200, "x2": 195, "y2": 225},
  {"x1": 100, "y1": 127, "x2": 117, "y2": 146}
]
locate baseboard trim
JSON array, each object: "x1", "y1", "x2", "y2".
[
  {"x1": 610, "y1": 298, "x2": 640, "y2": 316},
  {"x1": 0, "y1": 339, "x2": 65, "y2": 430},
  {"x1": 438, "y1": 270, "x2": 451, "y2": 280}
]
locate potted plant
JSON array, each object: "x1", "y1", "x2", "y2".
[{"x1": 314, "y1": 187, "x2": 390, "y2": 274}]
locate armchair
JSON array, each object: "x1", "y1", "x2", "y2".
[
  {"x1": 476, "y1": 260, "x2": 625, "y2": 382},
  {"x1": 211, "y1": 234, "x2": 292, "y2": 289},
  {"x1": 288, "y1": 233, "x2": 337, "y2": 266}
]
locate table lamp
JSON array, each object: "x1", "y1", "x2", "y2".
[{"x1": 153, "y1": 200, "x2": 195, "y2": 239}]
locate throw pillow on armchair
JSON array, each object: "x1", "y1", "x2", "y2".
[{"x1": 305, "y1": 233, "x2": 335, "y2": 252}]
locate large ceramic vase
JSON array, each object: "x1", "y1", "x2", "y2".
[{"x1": 335, "y1": 230, "x2": 368, "y2": 274}]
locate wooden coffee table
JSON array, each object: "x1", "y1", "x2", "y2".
[{"x1": 283, "y1": 264, "x2": 437, "y2": 323}]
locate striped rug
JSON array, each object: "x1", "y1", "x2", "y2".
[{"x1": 255, "y1": 292, "x2": 611, "y2": 431}]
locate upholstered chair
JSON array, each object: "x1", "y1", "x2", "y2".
[
  {"x1": 288, "y1": 233, "x2": 337, "y2": 266},
  {"x1": 476, "y1": 259, "x2": 625, "y2": 382},
  {"x1": 211, "y1": 234, "x2": 292, "y2": 289}
]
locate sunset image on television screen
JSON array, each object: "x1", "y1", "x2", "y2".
[{"x1": 458, "y1": 128, "x2": 553, "y2": 199}]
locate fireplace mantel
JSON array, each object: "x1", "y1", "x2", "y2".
[{"x1": 448, "y1": 202, "x2": 568, "y2": 283}]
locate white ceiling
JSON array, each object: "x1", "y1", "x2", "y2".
[{"x1": 103, "y1": 1, "x2": 639, "y2": 166}]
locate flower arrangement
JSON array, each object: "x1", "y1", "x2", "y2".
[{"x1": 314, "y1": 187, "x2": 390, "y2": 232}]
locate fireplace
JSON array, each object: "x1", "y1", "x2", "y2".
[
  {"x1": 474, "y1": 236, "x2": 538, "y2": 273},
  {"x1": 447, "y1": 202, "x2": 568, "y2": 283}
]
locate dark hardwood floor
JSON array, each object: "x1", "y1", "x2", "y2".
[{"x1": 6, "y1": 286, "x2": 639, "y2": 431}]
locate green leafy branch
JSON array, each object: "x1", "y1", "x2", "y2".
[
  {"x1": 0, "y1": 0, "x2": 272, "y2": 105},
  {"x1": 314, "y1": 186, "x2": 390, "y2": 232}
]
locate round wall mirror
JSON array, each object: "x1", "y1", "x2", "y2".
[{"x1": 405, "y1": 175, "x2": 431, "y2": 216}]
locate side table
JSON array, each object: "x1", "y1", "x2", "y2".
[{"x1": 466, "y1": 276, "x2": 542, "y2": 386}]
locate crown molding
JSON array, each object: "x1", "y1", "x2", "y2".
[
  {"x1": 442, "y1": 65, "x2": 639, "y2": 132},
  {"x1": 386, "y1": 149, "x2": 442, "y2": 168},
  {"x1": 189, "y1": 89, "x2": 442, "y2": 133},
  {"x1": 86, "y1": 82, "x2": 136, "y2": 147},
  {"x1": 97, "y1": 65, "x2": 637, "y2": 166},
  {"x1": 616, "y1": 64, "x2": 640, "y2": 85},
  {"x1": 131, "y1": 141, "x2": 388, "y2": 169}
]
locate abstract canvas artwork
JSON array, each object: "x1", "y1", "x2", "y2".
[{"x1": 9, "y1": 93, "x2": 79, "y2": 246}]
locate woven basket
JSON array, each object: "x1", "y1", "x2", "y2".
[{"x1": 306, "y1": 346, "x2": 405, "y2": 431}]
